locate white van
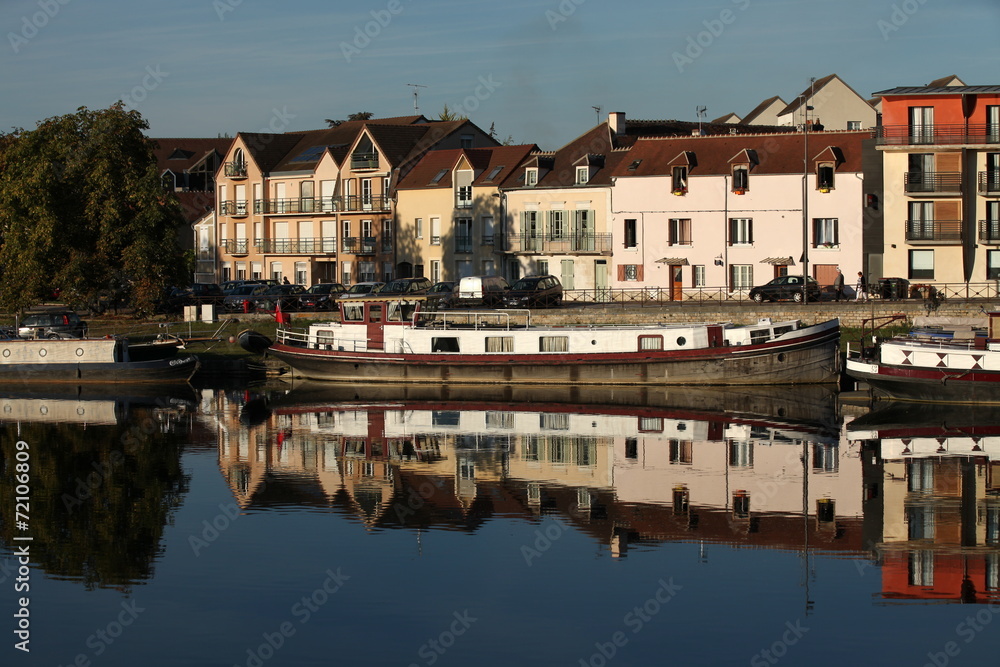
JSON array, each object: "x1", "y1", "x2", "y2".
[{"x1": 456, "y1": 275, "x2": 509, "y2": 307}]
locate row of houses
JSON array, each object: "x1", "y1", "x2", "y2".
[{"x1": 160, "y1": 74, "x2": 1000, "y2": 293}]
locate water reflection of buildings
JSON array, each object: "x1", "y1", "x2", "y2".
[
  {"x1": 217, "y1": 385, "x2": 866, "y2": 557},
  {"x1": 850, "y1": 404, "x2": 1000, "y2": 604}
]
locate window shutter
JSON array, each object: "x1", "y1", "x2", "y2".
[
  {"x1": 748, "y1": 221, "x2": 753, "y2": 245},
  {"x1": 833, "y1": 220, "x2": 839, "y2": 245},
  {"x1": 637, "y1": 265, "x2": 644, "y2": 281},
  {"x1": 617, "y1": 264, "x2": 627, "y2": 281}
]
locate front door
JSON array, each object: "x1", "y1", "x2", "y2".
[
  {"x1": 594, "y1": 260, "x2": 608, "y2": 302},
  {"x1": 671, "y1": 266, "x2": 683, "y2": 301},
  {"x1": 366, "y1": 303, "x2": 384, "y2": 351}
]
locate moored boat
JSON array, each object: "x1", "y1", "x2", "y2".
[
  {"x1": 846, "y1": 312, "x2": 1000, "y2": 404},
  {"x1": 241, "y1": 296, "x2": 841, "y2": 386},
  {"x1": 0, "y1": 335, "x2": 199, "y2": 383}
]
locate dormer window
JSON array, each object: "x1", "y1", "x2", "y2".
[
  {"x1": 672, "y1": 166, "x2": 688, "y2": 195},
  {"x1": 525, "y1": 168, "x2": 538, "y2": 187},
  {"x1": 732, "y1": 166, "x2": 749, "y2": 193},
  {"x1": 817, "y1": 163, "x2": 835, "y2": 192},
  {"x1": 576, "y1": 167, "x2": 589, "y2": 185}
]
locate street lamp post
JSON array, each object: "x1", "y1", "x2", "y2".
[{"x1": 801, "y1": 78, "x2": 815, "y2": 303}]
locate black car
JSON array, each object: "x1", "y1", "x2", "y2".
[
  {"x1": 251, "y1": 284, "x2": 306, "y2": 311},
  {"x1": 424, "y1": 281, "x2": 457, "y2": 309},
  {"x1": 299, "y1": 283, "x2": 347, "y2": 311},
  {"x1": 748, "y1": 276, "x2": 822, "y2": 303},
  {"x1": 379, "y1": 277, "x2": 433, "y2": 296},
  {"x1": 17, "y1": 311, "x2": 88, "y2": 339},
  {"x1": 502, "y1": 275, "x2": 563, "y2": 308}
]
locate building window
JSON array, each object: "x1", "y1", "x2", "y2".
[
  {"x1": 341, "y1": 261, "x2": 351, "y2": 285},
  {"x1": 456, "y1": 218, "x2": 472, "y2": 253},
  {"x1": 732, "y1": 166, "x2": 749, "y2": 193},
  {"x1": 847, "y1": 121, "x2": 862, "y2": 131},
  {"x1": 295, "y1": 262, "x2": 307, "y2": 285},
  {"x1": 525, "y1": 168, "x2": 538, "y2": 186},
  {"x1": 576, "y1": 167, "x2": 589, "y2": 184},
  {"x1": 813, "y1": 218, "x2": 839, "y2": 247},
  {"x1": 481, "y1": 216, "x2": 495, "y2": 246},
  {"x1": 430, "y1": 217, "x2": 441, "y2": 245},
  {"x1": 460, "y1": 134, "x2": 474, "y2": 149},
  {"x1": 669, "y1": 218, "x2": 692, "y2": 246},
  {"x1": 269, "y1": 262, "x2": 281, "y2": 282},
  {"x1": 358, "y1": 261, "x2": 376, "y2": 282},
  {"x1": 537, "y1": 260, "x2": 548, "y2": 276},
  {"x1": 430, "y1": 260, "x2": 441, "y2": 283},
  {"x1": 729, "y1": 218, "x2": 753, "y2": 245},
  {"x1": 624, "y1": 219, "x2": 637, "y2": 249},
  {"x1": 909, "y1": 249, "x2": 934, "y2": 280},
  {"x1": 989, "y1": 106, "x2": 1000, "y2": 143},
  {"x1": 549, "y1": 210, "x2": 566, "y2": 239},
  {"x1": 693, "y1": 265, "x2": 706, "y2": 288},
  {"x1": 909, "y1": 106, "x2": 935, "y2": 144},
  {"x1": 672, "y1": 166, "x2": 688, "y2": 194},
  {"x1": 623, "y1": 264, "x2": 639, "y2": 281},
  {"x1": 416, "y1": 217, "x2": 423, "y2": 239},
  {"x1": 817, "y1": 164, "x2": 834, "y2": 190},
  {"x1": 731, "y1": 264, "x2": 753, "y2": 290}
]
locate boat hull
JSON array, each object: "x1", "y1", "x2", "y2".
[
  {"x1": 846, "y1": 357, "x2": 1000, "y2": 404},
  {"x1": 0, "y1": 356, "x2": 200, "y2": 384},
  {"x1": 268, "y1": 323, "x2": 840, "y2": 386}
]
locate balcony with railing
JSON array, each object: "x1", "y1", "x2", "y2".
[
  {"x1": 256, "y1": 237, "x2": 338, "y2": 254},
  {"x1": 224, "y1": 161, "x2": 247, "y2": 178},
  {"x1": 256, "y1": 195, "x2": 390, "y2": 214},
  {"x1": 506, "y1": 233, "x2": 612, "y2": 254},
  {"x1": 218, "y1": 200, "x2": 248, "y2": 217},
  {"x1": 904, "y1": 171, "x2": 962, "y2": 195},
  {"x1": 979, "y1": 171, "x2": 1000, "y2": 195},
  {"x1": 905, "y1": 219, "x2": 963, "y2": 243},
  {"x1": 979, "y1": 220, "x2": 1000, "y2": 244},
  {"x1": 351, "y1": 152, "x2": 379, "y2": 170},
  {"x1": 341, "y1": 236, "x2": 378, "y2": 254},
  {"x1": 455, "y1": 235, "x2": 473, "y2": 253},
  {"x1": 874, "y1": 124, "x2": 1000, "y2": 146},
  {"x1": 222, "y1": 238, "x2": 250, "y2": 256},
  {"x1": 455, "y1": 187, "x2": 473, "y2": 209}
]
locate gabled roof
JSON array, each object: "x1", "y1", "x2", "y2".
[
  {"x1": 927, "y1": 75, "x2": 966, "y2": 87},
  {"x1": 236, "y1": 132, "x2": 304, "y2": 173},
  {"x1": 711, "y1": 112, "x2": 742, "y2": 124},
  {"x1": 151, "y1": 138, "x2": 232, "y2": 172},
  {"x1": 778, "y1": 74, "x2": 873, "y2": 116},
  {"x1": 740, "y1": 96, "x2": 787, "y2": 125},
  {"x1": 395, "y1": 145, "x2": 538, "y2": 190},
  {"x1": 610, "y1": 131, "x2": 867, "y2": 178},
  {"x1": 812, "y1": 146, "x2": 845, "y2": 166}
]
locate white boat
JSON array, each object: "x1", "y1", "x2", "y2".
[
  {"x1": 846, "y1": 312, "x2": 1000, "y2": 404},
  {"x1": 242, "y1": 297, "x2": 840, "y2": 386},
  {"x1": 0, "y1": 336, "x2": 199, "y2": 384}
]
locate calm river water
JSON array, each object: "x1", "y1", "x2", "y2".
[{"x1": 1, "y1": 381, "x2": 999, "y2": 666}]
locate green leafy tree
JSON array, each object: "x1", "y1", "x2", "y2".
[
  {"x1": 0, "y1": 104, "x2": 187, "y2": 314},
  {"x1": 437, "y1": 104, "x2": 467, "y2": 121}
]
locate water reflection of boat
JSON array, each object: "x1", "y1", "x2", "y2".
[
  {"x1": 223, "y1": 383, "x2": 861, "y2": 557},
  {"x1": 848, "y1": 403, "x2": 1000, "y2": 604},
  {"x1": 0, "y1": 383, "x2": 199, "y2": 425}
]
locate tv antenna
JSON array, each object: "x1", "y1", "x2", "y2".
[
  {"x1": 696, "y1": 106, "x2": 707, "y2": 134},
  {"x1": 592, "y1": 105, "x2": 602, "y2": 125},
  {"x1": 407, "y1": 84, "x2": 427, "y2": 112}
]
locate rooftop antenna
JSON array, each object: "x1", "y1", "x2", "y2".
[
  {"x1": 592, "y1": 105, "x2": 602, "y2": 126},
  {"x1": 407, "y1": 84, "x2": 427, "y2": 112},
  {"x1": 696, "y1": 106, "x2": 707, "y2": 134}
]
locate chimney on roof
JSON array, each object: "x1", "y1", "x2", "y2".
[
  {"x1": 608, "y1": 112, "x2": 626, "y2": 136},
  {"x1": 691, "y1": 129, "x2": 703, "y2": 137}
]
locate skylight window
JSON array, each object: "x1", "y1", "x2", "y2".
[
  {"x1": 627, "y1": 160, "x2": 642, "y2": 171},
  {"x1": 431, "y1": 169, "x2": 449, "y2": 184},
  {"x1": 289, "y1": 146, "x2": 327, "y2": 163},
  {"x1": 485, "y1": 165, "x2": 504, "y2": 181}
]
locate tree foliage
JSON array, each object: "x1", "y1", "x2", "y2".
[
  {"x1": 0, "y1": 104, "x2": 186, "y2": 313},
  {"x1": 437, "y1": 104, "x2": 467, "y2": 121},
  {"x1": 325, "y1": 111, "x2": 374, "y2": 127}
]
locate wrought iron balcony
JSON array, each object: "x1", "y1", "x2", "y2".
[
  {"x1": 224, "y1": 161, "x2": 247, "y2": 178},
  {"x1": 256, "y1": 195, "x2": 390, "y2": 214},
  {"x1": 218, "y1": 200, "x2": 248, "y2": 216},
  {"x1": 874, "y1": 124, "x2": 1000, "y2": 146},
  {"x1": 481, "y1": 234, "x2": 495, "y2": 247},
  {"x1": 506, "y1": 233, "x2": 612, "y2": 254},
  {"x1": 979, "y1": 220, "x2": 1000, "y2": 243},
  {"x1": 341, "y1": 236, "x2": 378, "y2": 254},
  {"x1": 905, "y1": 219, "x2": 963, "y2": 243},
  {"x1": 979, "y1": 171, "x2": 1000, "y2": 195},
  {"x1": 904, "y1": 171, "x2": 962, "y2": 195},
  {"x1": 351, "y1": 152, "x2": 379, "y2": 170},
  {"x1": 222, "y1": 239, "x2": 250, "y2": 255},
  {"x1": 256, "y1": 237, "x2": 338, "y2": 254}
]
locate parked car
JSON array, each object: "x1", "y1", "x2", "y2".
[
  {"x1": 17, "y1": 311, "x2": 88, "y2": 339},
  {"x1": 222, "y1": 284, "x2": 269, "y2": 312},
  {"x1": 252, "y1": 284, "x2": 307, "y2": 311},
  {"x1": 424, "y1": 281, "x2": 457, "y2": 309},
  {"x1": 456, "y1": 275, "x2": 509, "y2": 307},
  {"x1": 298, "y1": 283, "x2": 347, "y2": 311},
  {"x1": 748, "y1": 276, "x2": 822, "y2": 303},
  {"x1": 379, "y1": 277, "x2": 433, "y2": 296},
  {"x1": 502, "y1": 275, "x2": 563, "y2": 308},
  {"x1": 221, "y1": 279, "x2": 277, "y2": 294},
  {"x1": 338, "y1": 282, "x2": 385, "y2": 300}
]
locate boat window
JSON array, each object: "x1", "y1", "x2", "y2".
[
  {"x1": 342, "y1": 303, "x2": 364, "y2": 322},
  {"x1": 386, "y1": 301, "x2": 417, "y2": 323},
  {"x1": 431, "y1": 337, "x2": 460, "y2": 352},
  {"x1": 750, "y1": 330, "x2": 770, "y2": 345},
  {"x1": 486, "y1": 411, "x2": 514, "y2": 429},
  {"x1": 432, "y1": 411, "x2": 461, "y2": 426},
  {"x1": 639, "y1": 335, "x2": 663, "y2": 350},
  {"x1": 316, "y1": 330, "x2": 336, "y2": 346},
  {"x1": 773, "y1": 325, "x2": 794, "y2": 337},
  {"x1": 539, "y1": 336, "x2": 568, "y2": 352},
  {"x1": 368, "y1": 304, "x2": 383, "y2": 323},
  {"x1": 639, "y1": 417, "x2": 664, "y2": 432},
  {"x1": 486, "y1": 336, "x2": 514, "y2": 352}
]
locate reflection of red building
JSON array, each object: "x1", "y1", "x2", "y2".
[{"x1": 882, "y1": 551, "x2": 999, "y2": 603}]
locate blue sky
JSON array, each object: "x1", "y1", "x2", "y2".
[{"x1": 2, "y1": 0, "x2": 998, "y2": 150}]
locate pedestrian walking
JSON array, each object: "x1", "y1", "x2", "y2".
[
  {"x1": 834, "y1": 268, "x2": 845, "y2": 302},
  {"x1": 855, "y1": 272, "x2": 868, "y2": 302}
]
